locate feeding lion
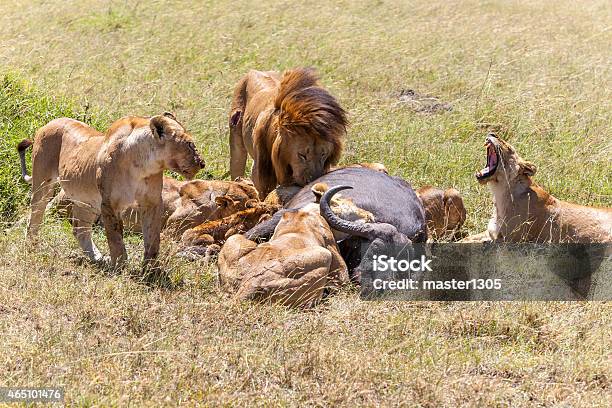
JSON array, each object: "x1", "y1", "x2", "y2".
[
  {"x1": 228, "y1": 68, "x2": 347, "y2": 197},
  {"x1": 217, "y1": 183, "x2": 373, "y2": 308},
  {"x1": 416, "y1": 186, "x2": 466, "y2": 240},
  {"x1": 466, "y1": 133, "x2": 611, "y2": 243}
]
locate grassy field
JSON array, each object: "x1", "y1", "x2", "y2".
[{"x1": 0, "y1": 0, "x2": 611, "y2": 406}]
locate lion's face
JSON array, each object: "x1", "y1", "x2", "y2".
[
  {"x1": 272, "y1": 129, "x2": 337, "y2": 186},
  {"x1": 150, "y1": 113, "x2": 205, "y2": 180},
  {"x1": 475, "y1": 134, "x2": 536, "y2": 185}
]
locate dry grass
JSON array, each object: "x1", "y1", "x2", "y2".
[{"x1": 0, "y1": 0, "x2": 611, "y2": 405}]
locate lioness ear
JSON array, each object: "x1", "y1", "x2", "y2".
[
  {"x1": 521, "y1": 161, "x2": 537, "y2": 177},
  {"x1": 150, "y1": 115, "x2": 168, "y2": 139},
  {"x1": 311, "y1": 182, "x2": 329, "y2": 203},
  {"x1": 163, "y1": 111, "x2": 176, "y2": 120}
]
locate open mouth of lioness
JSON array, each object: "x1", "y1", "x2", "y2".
[{"x1": 475, "y1": 136, "x2": 499, "y2": 181}]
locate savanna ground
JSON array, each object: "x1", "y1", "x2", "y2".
[{"x1": 0, "y1": 0, "x2": 611, "y2": 406}]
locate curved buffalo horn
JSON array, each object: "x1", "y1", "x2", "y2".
[
  {"x1": 320, "y1": 185, "x2": 375, "y2": 239},
  {"x1": 245, "y1": 210, "x2": 285, "y2": 242}
]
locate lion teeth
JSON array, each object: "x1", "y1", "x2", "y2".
[{"x1": 480, "y1": 166, "x2": 490, "y2": 175}]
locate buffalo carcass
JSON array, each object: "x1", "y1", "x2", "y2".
[{"x1": 246, "y1": 167, "x2": 427, "y2": 282}]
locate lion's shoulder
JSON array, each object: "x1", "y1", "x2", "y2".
[{"x1": 105, "y1": 116, "x2": 150, "y2": 139}]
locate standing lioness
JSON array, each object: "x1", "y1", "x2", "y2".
[
  {"x1": 472, "y1": 133, "x2": 611, "y2": 243},
  {"x1": 25, "y1": 112, "x2": 204, "y2": 268}
]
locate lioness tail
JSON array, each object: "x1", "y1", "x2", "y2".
[{"x1": 17, "y1": 139, "x2": 33, "y2": 184}]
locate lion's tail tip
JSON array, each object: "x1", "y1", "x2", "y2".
[
  {"x1": 17, "y1": 139, "x2": 33, "y2": 152},
  {"x1": 17, "y1": 139, "x2": 33, "y2": 184}
]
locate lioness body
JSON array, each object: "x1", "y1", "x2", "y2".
[
  {"x1": 181, "y1": 201, "x2": 280, "y2": 246},
  {"x1": 486, "y1": 180, "x2": 612, "y2": 243},
  {"x1": 26, "y1": 114, "x2": 204, "y2": 267},
  {"x1": 218, "y1": 203, "x2": 349, "y2": 308},
  {"x1": 163, "y1": 178, "x2": 259, "y2": 236},
  {"x1": 470, "y1": 134, "x2": 611, "y2": 243},
  {"x1": 40, "y1": 177, "x2": 258, "y2": 238},
  {"x1": 229, "y1": 68, "x2": 346, "y2": 196},
  {"x1": 416, "y1": 186, "x2": 466, "y2": 240}
]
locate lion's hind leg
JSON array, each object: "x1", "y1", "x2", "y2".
[
  {"x1": 27, "y1": 177, "x2": 57, "y2": 239},
  {"x1": 229, "y1": 121, "x2": 247, "y2": 180},
  {"x1": 26, "y1": 124, "x2": 63, "y2": 239}
]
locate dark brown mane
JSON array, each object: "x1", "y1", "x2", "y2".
[{"x1": 274, "y1": 68, "x2": 347, "y2": 164}]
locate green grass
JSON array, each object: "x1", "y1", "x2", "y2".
[
  {"x1": 0, "y1": 74, "x2": 109, "y2": 222},
  {"x1": 0, "y1": 0, "x2": 610, "y2": 405}
]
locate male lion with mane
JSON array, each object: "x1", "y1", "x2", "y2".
[
  {"x1": 23, "y1": 112, "x2": 204, "y2": 269},
  {"x1": 228, "y1": 68, "x2": 347, "y2": 197}
]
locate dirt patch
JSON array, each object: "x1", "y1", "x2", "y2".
[{"x1": 395, "y1": 89, "x2": 452, "y2": 114}]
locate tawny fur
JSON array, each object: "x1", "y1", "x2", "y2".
[
  {"x1": 217, "y1": 203, "x2": 349, "y2": 308},
  {"x1": 23, "y1": 113, "x2": 204, "y2": 268},
  {"x1": 162, "y1": 178, "x2": 259, "y2": 236},
  {"x1": 263, "y1": 185, "x2": 303, "y2": 207},
  {"x1": 310, "y1": 182, "x2": 375, "y2": 240},
  {"x1": 181, "y1": 201, "x2": 281, "y2": 246},
  {"x1": 35, "y1": 177, "x2": 259, "y2": 238},
  {"x1": 215, "y1": 183, "x2": 373, "y2": 308},
  {"x1": 465, "y1": 134, "x2": 611, "y2": 243},
  {"x1": 229, "y1": 68, "x2": 347, "y2": 197},
  {"x1": 416, "y1": 186, "x2": 466, "y2": 240}
]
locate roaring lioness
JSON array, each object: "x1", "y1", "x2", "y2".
[
  {"x1": 470, "y1": 133, "x2": 611, "y2": 243},
  {"x1": 229, "y1": 68, "x2": 347, "y2": 197},
  {"x1": 25, "y1": 113, "x2": 204, "y2": 267}
]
